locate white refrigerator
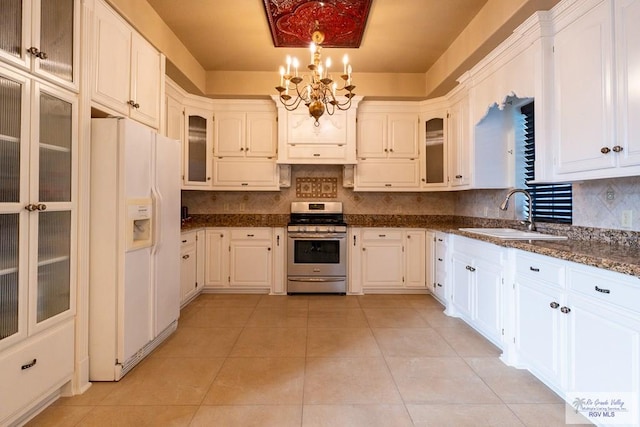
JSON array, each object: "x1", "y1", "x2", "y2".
[{"x1": 89, "y1": 118, "x2": 181, "y2": 381}]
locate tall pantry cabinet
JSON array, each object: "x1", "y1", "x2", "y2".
[{"x1": 0, "y1": 1, "x2": 79, "y2": 425}]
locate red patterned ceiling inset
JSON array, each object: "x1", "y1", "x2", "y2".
[{"x1": 263, "y1": 0, "x2": 372, "y2": 48}]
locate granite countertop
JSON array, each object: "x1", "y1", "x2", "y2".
[{"x1": 181, "y1": 214, "x2": 640, "y2": 278}]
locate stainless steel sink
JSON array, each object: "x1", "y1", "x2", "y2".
[{"x1": 458, "y1": 228, "x2": 568, "y2": 240}]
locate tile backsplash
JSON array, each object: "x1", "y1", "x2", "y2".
[
  {"x1": 182, "y1": 165, "x2": 457, "y2": 216},
  {"x1": 182, "y1": 166, "x2": 639, "y2": 232},
  {"x1": 455, "y1": 176, "x2": 640, "y2": 232}
]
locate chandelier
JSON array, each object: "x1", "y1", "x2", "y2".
[{"x1": 275, "y1": 26, "x2": 356, "y2": 126}]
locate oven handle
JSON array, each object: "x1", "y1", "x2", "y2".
[
  {"x1": 288, "y1": 277, "x2": 346, "y2": 283},
  {"x1": 287, "y1": 233, "x2": 346, "y2": 239}
]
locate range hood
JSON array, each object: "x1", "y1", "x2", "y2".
[{"x1": 272, "y1": 95, "x2": 362, "y2": 165}]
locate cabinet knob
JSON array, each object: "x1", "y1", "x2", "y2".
[
  {"x1": 384, "y1": 148, "x2": 388, "y2": 152},
  {"x1": 25, "y1": 204, "x2": 38, "y2": 211},
  {"x1": 612, "y1": 145, "x2": 623, "y2": 153},
  {"x1": 182, "y1": 254, "x2": 190, "y2": 259},
  {"x1": 127, "y1": 100, "x2": 140, "y2": 109},
  {"x1": 436, "y1": 283, "x2": 442, "y2": 287},
  {"x1": 389, "y1": 148, "x2": 394, "y2": 152},
  {"x1": 36, "y1": 203, "x2": 47, "y2": 211},
  {"x1": 560, "y1": 306, "x2": 571, "y2": 314},
  {"x1": 455, "y1": 175, "x2": 463, "y2": 179},
  {"x1": 465, "y1": 265, "x2": 476, "y2": 272},
  {"x1": 549, "y1": 301, "x2": 560, "y2": 309},
  {"x1": 240, "y1": 147, "x2": 244, "y2": 151},
  {"x1": 27, "y1": 47, "x2": 47, "y2": 59},
  {"x1": 268, "y1": 247, "x2": 271, "y2": 251},
  {"x1": 207, "y1": 177, "x2": 211, "y2": 181},
  {"x1": 600, "y1": 147, "x2": 611, "y2": 154}
]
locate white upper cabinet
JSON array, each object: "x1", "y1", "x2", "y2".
[
  {"x1": 92, "y1": 0, "x2": 164, "y2": 129},
  {"x1": 354, "y1": 102, "x2": 421, "y2": 191},
  {"x1": 447, "y1": 88, "x2": 472, "y2": 188},
  {"x1": 214, "y1": 111, "x2": 277, "y2": 158},
  {"x1": 0, "y1": 0, "x2": 79, "y2": 91},
  {"x1": 183, "y1": 106, "x2": 214, "y2": 188},
  {"x1": 273, "y1": 96, "x2": 361, "y2": 164},
  {"x1": 212, "y1": 103, "x2": 279, "y2": 190},
  {"x1": 552, "y1": 0, "x2": 614, "y2": 175},
  {"x1": 613, "y1": 0, "x2": 640, "y2": 168},
  {"x1": 552, "y1": 0, "x2": 640, "y2": 180},
  {"x1": 419, "y1": 99, "x2": 449, "y2": 190},
  {"x1": 357, "y1": 110, "x2": 419, "y2": 159}
]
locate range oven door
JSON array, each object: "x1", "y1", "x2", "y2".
[{"x1": 287, "y1": 233, "x2": 347, "y2": 278}]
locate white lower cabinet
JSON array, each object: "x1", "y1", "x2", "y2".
[
  {"x1": 204, "y1": 228, "x2": 276, "y2": 292},
  {"x1": 510, "y1": 250, "x2": 640, "y2": 425},
  {"x1": 513, "y1": 251, "x2": 566, "y2": 390},
  {"x1": 0, "y1": 320, "x2": 74, "y2": 425},
  {"x1": 357, "y1": 228, "x2": 427, "y2": 292},
  {"x1": 564, "y1": 264, "x2": 640, "y2": 421},
  {"x1": 449, "y1": 235, "x2": 504, "y2": 347},
  {"x1": 180, "y1": 230, "x2": 204, "y2": 306},
  {"x1": 228, "y1": 229, "x2": 273, "y2": 289}
]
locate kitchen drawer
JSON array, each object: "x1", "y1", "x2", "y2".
[
  {"x1": 0, "y1": 320, "x2": 74, "y2": 423},
  {"x1": 568, "y1": 264, "x2": 640, "y2": 314},
  {"x1": 286, "y1": 143, "x2": 346, "y2": 161},
  {"x1": 362, "y1": 229, "x2": 403, "y2": 241},
  {"x1": 230, "y1": 228, "x2": 272, "y2": 240},
  {"x1": 181, "y1": 231, "x2": 197, "y2": 246},
  {"x1": 515, "y1": 251, "x2": 565, "y2": 286}
]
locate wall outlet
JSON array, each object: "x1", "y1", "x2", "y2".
[{"x1": 621, "y1": 210, "x2": 633, "y2": 228}]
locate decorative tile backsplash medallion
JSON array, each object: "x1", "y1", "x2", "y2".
[{"x1": 296, "y1": 177, "x2": 338, "y2": 199}]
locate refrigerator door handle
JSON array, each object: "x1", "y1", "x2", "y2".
[{"x1": 150, "y1": 186, "x2": 160, "y2": 255}]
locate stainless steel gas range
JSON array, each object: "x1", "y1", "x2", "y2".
[{"x1": 287, "y1": 201, "x2": 347, "y2": 294}]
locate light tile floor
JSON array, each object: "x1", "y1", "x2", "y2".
[{"x1": 28, "y1": 294, "x2": 592, "y2": 426}]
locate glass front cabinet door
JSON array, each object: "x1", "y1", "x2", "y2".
[
  {"x1": 0, "y1": 0, "x2": 79, "y2": 90},
  {"x1": 421, "y1": 112, "x2": 448, "y2": 189},
  {"x1": 183, "y1": 108, "x2": 213, "y2": 188},
  {"x1": 0, "y1": 66, "x2": 76, "y2": 351}
]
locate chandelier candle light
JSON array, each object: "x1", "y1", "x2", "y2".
[{"x1": 275, "y1": 28, "x2": 356, "y2": 126}]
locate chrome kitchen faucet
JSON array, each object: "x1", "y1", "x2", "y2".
[{"x1": 500, "y1": 188, "x2": 536, "y2": 231}]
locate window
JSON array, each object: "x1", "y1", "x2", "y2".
[{"x1": 520, "y1": 102, "x2": 572, "y2": 224}]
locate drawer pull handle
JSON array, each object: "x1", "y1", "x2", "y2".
[
  {"x1": 529, "y1": 267, "x2": 540, "y2": 272},
  {"x1": 465, "y1": 265, "x2": 476, "y2": 272},
  {"x1": 182, "y1": 239, "x2": 187, "y2": 243},
  {"x1": 21, "y1": 359, "x2": 37, "y2": 370},
  {"x1": 437, "y1": 238, "x2": 443, "y2": 242},
  {"x1": 182, "y1": 254, "x2": 190, "y2": 259},
  {"x1": 436, "y1": 283, "x2": 442, "y2": 287},
  {"x1": 247, "y1": 234, "x2": 254, "y2": 237},
  {"x1": 437, "y1": 258, "x2": 443, "y2": 262},
  {"x1": 550, "y1": 302, "x2": 560, "y2": 309},
  {"x1": 378, "y1": 234, "x2": 386, "y2": 238},
  {"x1": 595, "y1": 286, "x2": 610, "y2": 294},
  {"x1": 560, "y1": 306, "x2": 571, "y2": 314}
]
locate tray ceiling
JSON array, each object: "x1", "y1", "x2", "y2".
[{"x1": 263, "y1": 0, "x2": 373, "y2": 48}]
